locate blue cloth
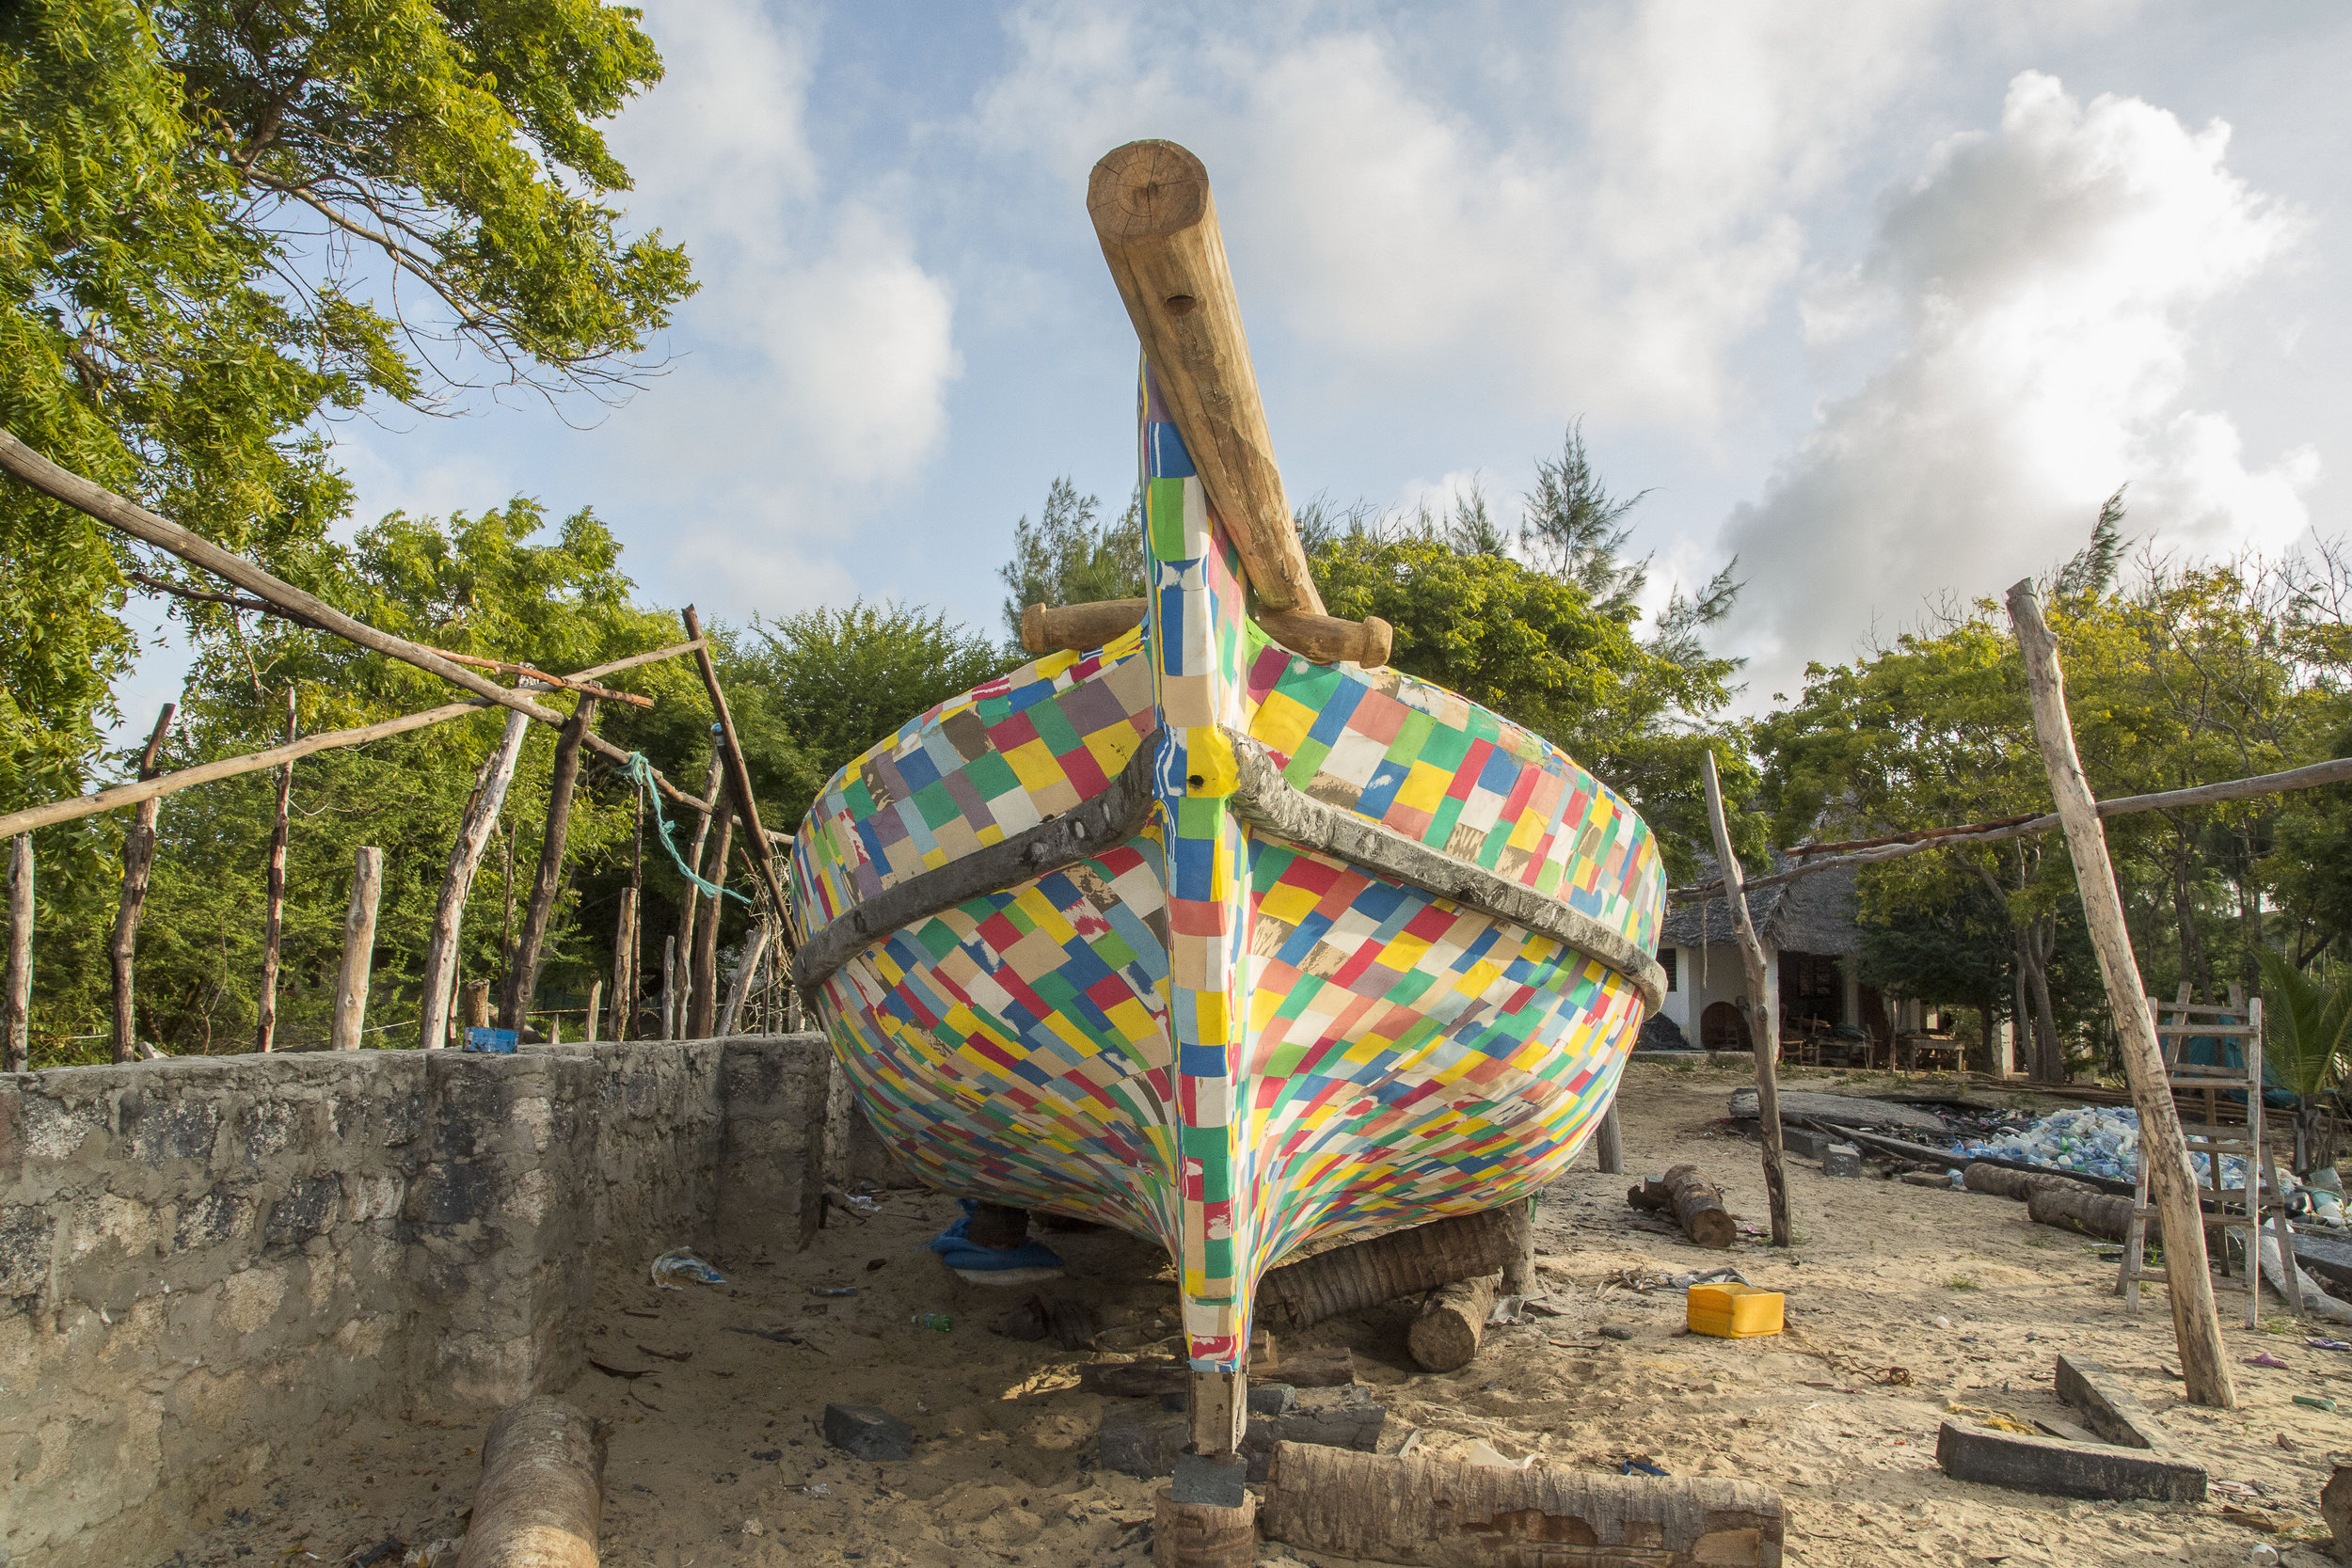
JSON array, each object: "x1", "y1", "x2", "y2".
[{"x1": 929, "y1": 1200, "x2": 1066, "y2": 1273}]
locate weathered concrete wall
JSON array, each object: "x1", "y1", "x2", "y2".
[{"x1": 0, "y1": 1034, "x2": 830, "y2": 1568}]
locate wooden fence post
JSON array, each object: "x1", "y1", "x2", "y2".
[
  {"x1": 612, "y1": 888, "x2": 637, "y2": 1042},
  {"x1": 659, "y1": 934, "x2": 677, "y2": 1040},
  {"x1": 3, "y1": 833, "x2": 29, "y2": 1071},
  {"x1": 2007, "y1": 580, "x2": 2236, "y2": 1411},
  {"x1": 110, "y1": 704, "x2": 176, "y2": 1064},
  {"x1": 1595, "y1": 1102, "x2": 1624, "y2": 1175},
  {"x1": 583, "y1": 979, "x2": 603, "y2": 1045},
  {"x1": 675, "y1": 753, "x2": 723, "y2": 1030},
  {"x1": 503, "y1": 695, "x2": 596, "y2": 1032},
  {"x1": 331, "y1": 846, "x2": 382, "y2": 1051},
  {"x1": 418, "y1": 709, "x2": 532, "y2": 1051},
  {"x1": 256, "y1": 686, "x2": 296, "y2": 1053},
  {"x1": 688, "y1": 809, "x2": 734, "y2": 1038},
  {"x1": 719, "y1": 919, "x2": 773, "y2": 1037},
  {"x1": 1702, "y1": 749, "x2": 1790, "y2": 1246}
]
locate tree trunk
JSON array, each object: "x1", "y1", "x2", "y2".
[
  {"x1": 502, "y1": 695, "x2": 596, "y2": 1031},
  {"x1": 718, "y1": 918, "x2": 772, "y2": 1037},
  {"x1": 330, "y1": 847, "x2": 382, "y2": 1051},
  {"x1": 1628, "y1": 1164, "x2": 1737, "y2": 1248},
  {"x1": 612, "y1": 888, "x2": 638, "y2": 1043},
  {"x1": 254, "y1": 685, "x2": 297, "y2": 1052},
  {"x1": 1255, "y1": 1209, "x2": 1525, "y2": 1331},
  {"x1": 110, "y1": 705, "x2": 176, "y2": 1064},
  {"x1": 1407, "y1": 1275, "x2": 1495, "y2": 1372},
  {"x1": 659, "y1": 933, "x2": 677, "y2": 1040},
  {"x1": 2172, "y1": 848, "x2": 2214, "y2": 1003},
  {"x1": 687, "y1": 809, "x2": 734, "y2": 1038},
  {"x1": 1259, "y1": 1443, "x2": 1787, "y2": 1568},
  {"x1": 1702, "y1": 751, "x2": 1789, "y2": 1245},
  {"x1": 418, "y1": 708, "x2": 532, "y2": 1051},
  {"x1": 453, "y1": 1397, "x2": 605, "y2": 1568},
  {"x1": 2023, "y1": 916, "x2": 2063, "y2": 1081},
  {"x1": 1962, "y1": 1163, "x2": 2091, "y2": 1202},
  {"x1": 1152, "y1": 1481, "x2": 1256, "y2": 1568},
  {"x1": 2009, "y1": 581, "x2": 2234, "y2": 1412},
  {"x1": 3, "y1": 833, "x2": 30, "y2": 1071}
]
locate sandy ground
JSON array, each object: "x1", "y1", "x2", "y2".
[{"x1": 176, "y1": 1059, "x2": 2351, "y2": 1568}]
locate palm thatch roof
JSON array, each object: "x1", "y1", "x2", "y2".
[{"x1": 1659, "y1": 852, "x2": 1862, "y2": 958}]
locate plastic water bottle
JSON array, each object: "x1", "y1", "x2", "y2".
[{"x1": 912, "y1": 1312, "x2": 953, "y2": 1332}]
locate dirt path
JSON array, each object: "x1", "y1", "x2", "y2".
[{"x1": 178, "y1": 1059, "x2": 2345, "y2": 1567}]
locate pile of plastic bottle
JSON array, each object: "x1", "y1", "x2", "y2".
[{"x1": 1951, "y1": 1105, "x2": 2349, "y2": 1227}]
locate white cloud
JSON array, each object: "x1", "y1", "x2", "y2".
[{"x1": 1718, "y1": 71, "x2": 2312, "y2": 699}]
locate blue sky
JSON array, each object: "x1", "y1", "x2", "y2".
[{"x1": 113, "y1": 1, "x2": 2352, "y2": 729}]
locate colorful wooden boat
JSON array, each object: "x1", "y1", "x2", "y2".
[{"x1": 788, "y1": 142, "x2": 1664, "y2": 1414}]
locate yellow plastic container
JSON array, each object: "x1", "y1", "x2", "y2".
[{"x1": 1687, "y1": 1283, "x2": 1784, "y2": 1338}]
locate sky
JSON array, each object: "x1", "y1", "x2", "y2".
[{"x1": 114, "y1": 0, "x2": 2352, "y2": 732}]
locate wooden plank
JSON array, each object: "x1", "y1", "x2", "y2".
[{"x1": 2007, "y1": 580, "x2": 2234, "y2": 1411}]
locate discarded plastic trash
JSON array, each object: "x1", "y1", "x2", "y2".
[
  {"x1": 1670, "y1": 1266, "x2": 1752, "y2": 1291},
  {"x1": 1459, "y1": 1439, "x2": 1534, "y2": 1469},
  {"x1": 2292, "y1": 1394, "x2": 2336, "y2": 1411},
  {"x1": 911, "y1": 1312, "x2": 953, "y2": 1332},
  {"x1": 2307, "y1": 1338, "x2": 2352, "y2": 1352},
  {"x1": 1621, "y1": 1457, "x2": 1670, "y2": 1477},
  {"x1": 2244, "y1": 1352, "x2": 2289, "y2": 1369},
  {"x1": 651, "y1": 1250, "x2": 725, "y2": 1289}
]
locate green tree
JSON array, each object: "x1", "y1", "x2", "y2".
[
  {"x1": 2254, "y1": 947, "x2": 2351, "y2": 1174},
  {"x1": 0, "y1": 0, "x2": 691, "y2": 809},
  {"x1": 996, "y1": 478, "x2": 1144, "y2": 641}
]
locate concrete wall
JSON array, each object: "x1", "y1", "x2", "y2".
[{"x1": 0, "y1": 1034, "x2": 831, "y2": 1568}]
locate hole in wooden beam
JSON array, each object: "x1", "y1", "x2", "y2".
[{"x1": 1164, "y1": 293, "x2": 1200, "y2": 317}]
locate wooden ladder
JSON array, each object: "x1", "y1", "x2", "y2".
[{"x1": 2118, "y1": 985, "x2": 2270, "y2": 1323}]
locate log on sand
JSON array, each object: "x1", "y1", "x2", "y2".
[
  {"x1": 1964, "y1": 1163, "x2": 2092, "y2": 1202},
  {"x1": 1255, "y1": 1208, "x2": 1523, "y2": 1331},
  {"x1": 1628, "y1": 1164, "x2": 1737, "y2": 1249},
  {"x1": 1260, "y1": 1442, "x2": 1786, "y2": 1568},
  {"x1": 455, "y1": 1397, "x2": 606, "y2": 1568},
  {"x1": 1407, "y1": 1275, "x2": 1496, "y2": 1373}
]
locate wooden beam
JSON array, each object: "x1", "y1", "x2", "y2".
[
  {"x1": 1087, "y1": 141, "x2": 1325, "y2": 616},
  {"x1": 680, "y1": 607, "x2": 790, "y2": 920},
  {"x1": 330, "y1": 847, "x2": 382, "y2": 1051},
  {"x1": 255, "y1": 686, "x2": 296, "y2": 1053},
  {"x1": 109, "y1": 705, "x2": 175, "y2": 1064},
  {"x1": 1703, "y1": 750, "x2": 1790, "y2": 1246},
  {"x1": 2007, "y1": 579, "x2": 2234, "y2": 1411},
  {"x1": 3, "y1": 835, "x2": 29, "y2": 1072}
]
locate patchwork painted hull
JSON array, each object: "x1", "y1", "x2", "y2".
[{"x1": 789, "y1": 372, "x2": 1666, "y2": 1371}]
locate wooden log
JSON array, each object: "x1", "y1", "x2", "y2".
[
  {"x1": 611, "y1": 888, "x2": 637, "y2": 1043},
  {"x1": 1407, "y1": 1275, "x2": 1495, "y2": 1372},
  {"x1": 110, "y1": 705, "x2": 176, "y2": 1064},
  {"x1": 680, "y1": 607, "x2": 790, "y2": 919},
  {"x1": 1499, "y1": 1197, "x2": 1534, "y2": 1296},
  {"x1": 1595, "y1": 1101, "x2": 1625, "y2": 1174},
  {"x1": 504, "y1": 696, "x2": 596, "y2": 1031},
  {"x1": 1628, "y1": 1164, "x2": 1737, "y2": 1249},
  {"x1": 675, "y1": 755, "x2": 724, "y2": 1035},
  {"x1": 718, "y1": 919, "x2": 771, "y2": 1037},
  {"x1": 1022, "y1": 599, "x2": 1147, "y2": 654},
  {"x1": 1087, "y1": 141, "x2": 1324, "y2": 617},
  {"x1": 1256, "y1": 1208, "x2": 1524, "y2": 1330},
  {"x1": 1152, "y1": 1484, "x2": 1256, "y2": 1568},
  {"x1": 419, "y1": 709, "x2": 532, "y2": 1051},
  {"x1": 1703, "y1": 750, "x2": 1790, "y2": 1247},
  {"x1": 1260, "y1": 1442, "x2": 1786, "y2": 1568},
  {"x1": 3, "y1": 834, "x2": 29, "y2": 1072},
  {"x1": 256, "y1": 686, "x2": 296, "y2": 1053},
  {"x1": 462, "y1": 980, "x2": 492, "y2": 1033},
  {"x1": 687, "y1": 807, "x2": 733, "y2": 1038},
  {"x1": 1022, "y1": 597, "x2": 1392, "y2": 668},
  {"x1": 1191, "y1": 1368, "x2": 1246, "y2": 1456},
  {"x1": 2007, "y1": 580, "x2": 2234, "y2": 1412},
  {"x1": 582, "y1": 979, "x2": 603, "y2": 1045},
  {"x1": 1963, "y1": 1163, "x2": 2091, "y2": 1202},
  {"x1": 453, "y1": 1395, "x2": 606, "y2": 1568},
  {"x1": 331, "y1": 847, "x2": 382, "y2": 1051},
  {"x1": 2320, "y1": 1462, "x2": 2352, "y2": 1558}
]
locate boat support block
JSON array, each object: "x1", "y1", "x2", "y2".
[{"x1": 795, "y1": 730, "x2": 1668, "y2": 1015}]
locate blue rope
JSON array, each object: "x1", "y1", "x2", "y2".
[{"x1": 624, "y1": 752, "x2": 750, "y2": 905}]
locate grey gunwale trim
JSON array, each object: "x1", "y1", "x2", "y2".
[{"x1": 793, "y1": 727, "x2": 1667, "y2": 1013}]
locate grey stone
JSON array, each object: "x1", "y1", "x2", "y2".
[
  {"x1": 823, "y1": 1403, "x2": 913, "y2": 1461},
  {"x1": 1822, "y1": 1143, "x2": 1862, "y2": 1179},
  {"x1": 1247, "y1": 1383, "x2": 1296, "y2": 1416},
  {"x1": 1172, "y1": 1451, "x2": 1248, "y2": 1507},
  {"x1": 1781, "y1": 1126, "x2": 1831, "y2": 1161},
  {"x1": 1935, "y1": 1421, "x2": 2205, "y2": 1502}
]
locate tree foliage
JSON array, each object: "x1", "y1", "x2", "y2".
[{"x1": 996, "y1": 478, "x2": 1144, "y2": 642}]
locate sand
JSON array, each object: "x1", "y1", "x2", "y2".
[{"x1": 178, "y1": 1059, "x2": 2348, "y2": 1568}]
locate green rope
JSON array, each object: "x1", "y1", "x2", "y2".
[{"x1": 623, "y1": 752, "x2": 750, "y2": 905}]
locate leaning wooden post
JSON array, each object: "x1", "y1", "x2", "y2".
[
  {"x1": 679, "y1": 608, "x2": 790, "y2": 918},
  {"x1": 256, "y1": 685, "x2": 297, "y2": 1052},
  {"x1": 687, "y1": 809, "x2": 734, "y2": 1038},
  {"x1": 2007, "y1": 580, "x2": 2236, "y2": 1411},
  {"x1": 3, "y1": 833, "x2": 30, "y2": 1071},
  {"x1": 502, "y1": 695, "x2": 597, "y2": 1031},
  {"x1": 330, "y1": 846, "x2": 382, "y2": 1051},
  {"x1": 718, "y1": 919, "x2": 772, "y2": 1037},
  {"x1": 611, "y1": 887, "x2": 637, "y2": 1043},
  {"x1": 418, "y1": 709, "x2": 532, "y2": 1051},
  {"x1": 1595, "y1": 1102, "x2": 1625, "y2": 1175},
  {"x1": 1702, "y1": 749, "x2": 1790, "y2": 1246},
  {"x1": 110, "y1": 704, "x2": 176, "y2": 1064}
]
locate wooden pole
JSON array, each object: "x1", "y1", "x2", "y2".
[
  {"x1": 1595, "y1": 1102, "x2": 1625, "y2": 1175},
  {"x1": 688, "y1": 809, "x2": 733, "y2": 1038},
  {"x1": 452, "y1": 1396, "x2": 605, "y2": 1568},
  {"x1": 2006, "y1": 580, "x2": 2236, "y2": 1411},
  {"x1": 1702, "y1": 750, "x2": 1790, "y2": 1246},
  {"x1": 331, "y1": 847, "x2": 382, "y2": 1051},
  {"x1": 612, "y1": 888, "x2": 637, "y2": 1043},
  {"x1": 583, "y1": 978, "x2": 603, "y2": 1044},
  {"x1": 675, "y1": 753, "x2": 723, "y2": 1029},
  {"x1": 3, "y1": 834, "x2": 29, "y2": 1071},
  {"x1": 1087, "y1": 141, "x2": 1325, "y2": 615},
  {"x1": 503, "y1": 696, "x2": 596, "y2": 1031},
  {"x1": 110, "y1": 705, "x2": 176, "y2": 1064},
  {"x1": 678, "y1": 608, "x2": 790, "y2": 919},
  {"x1": 255, "y1": 686, "x2": 296, "y2": 1053},
  {"x1": 718, "y1": 919, "x2": 772, "y2": 1037},
  {"x1": 418, "y1": 709, "x2": 532, "y2": 1051},
  {"x1": 659, "y1": 934, "x2": 677, "y2": 1040}
]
